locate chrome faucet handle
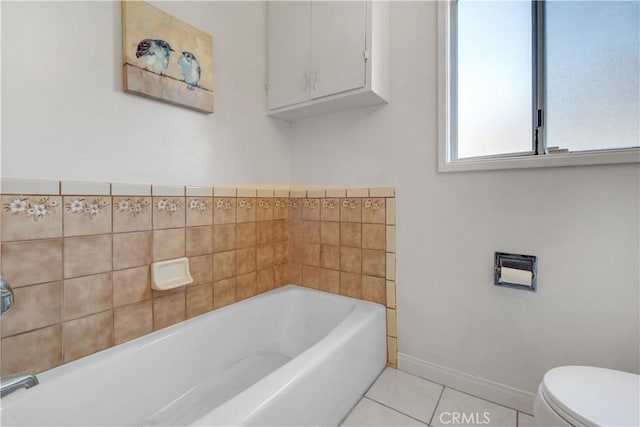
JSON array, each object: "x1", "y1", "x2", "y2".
[{"x1": 1, "y1": 275, "x2": 14, "y2": 316}]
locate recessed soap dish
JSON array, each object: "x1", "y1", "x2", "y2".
[{"x1": 151, "y1": 257, "x2": 194, "y2": 291}]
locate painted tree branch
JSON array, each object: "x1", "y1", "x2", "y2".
[{"x1": 124, "y1": 62, "x2": 213, "y2": 93}]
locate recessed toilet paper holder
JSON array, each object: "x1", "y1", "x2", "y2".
[{"x1": 494, "y1": 252, "x2": 537, "y2": 292}]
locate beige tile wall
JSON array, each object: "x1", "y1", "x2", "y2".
[
  {"x1": 0, "y1": 183, "x2": 396, "y2": 375},
  {"x1": 288, "y1": 188, "x2": 398, "y2": 368}
]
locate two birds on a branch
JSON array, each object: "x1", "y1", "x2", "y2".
[{"x1": 136, "y1": 39, "x2": 201, "y2": 91}]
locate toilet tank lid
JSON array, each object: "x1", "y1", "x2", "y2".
[{"x1": 542, "y1": 366, "x2": 639, "y2": 427}]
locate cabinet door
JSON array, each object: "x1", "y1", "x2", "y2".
[
  {"x1": 310, "y1": 0, "x2": 366, "y2": 99},
  {"x1": 268, "y1": 1, "x2": 311, "y2": 110}
]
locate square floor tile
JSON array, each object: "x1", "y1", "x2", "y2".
[
  {"x1": 517, "y1": 412, "x2": 536, "y2": 427},
  {"x1": 342, "y1": 398, "x2": 426, "y2": 427},
  {"x1": 432, "y1": 388, "x2": 517, "y2": 427},
  {"x1": 366, "y1": 368, "x2": 443, "y2": 424}
]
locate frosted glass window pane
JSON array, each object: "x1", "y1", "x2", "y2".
[
  {"x1": 456, "y1": 1, "x2": 533, "y2": 159},
  {"x1": 545, "y1": 1, "x2": 640, "y2": 152}
]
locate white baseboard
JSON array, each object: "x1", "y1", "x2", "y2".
[{"x1": 398, "y1": 353, "x2": 536, "y2": 414}]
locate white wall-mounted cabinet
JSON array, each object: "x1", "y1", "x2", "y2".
[{"x1": 267, "y1": 0, "x2": 389, "y2": 121}]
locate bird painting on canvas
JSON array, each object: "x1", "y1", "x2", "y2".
[
  {"x1": 178, "y1": 51, "x2": 201, "y2": 91},
  {"x1": 135, "y1": 39, "x2": 174, "y2": 75},
  {"x1": 122, "y1": 1, "x2": 213, "y2": 113}
]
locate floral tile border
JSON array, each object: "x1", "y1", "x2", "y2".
[
  {"x1": 3, "y1": 196, "x2": 60, "y2": 222},
  {"x1": 114, "y1": 198, "x2": 151, "y2": 217},
  {"x1": 65, "y1": 198, "x2": 110, "y2": 219}
]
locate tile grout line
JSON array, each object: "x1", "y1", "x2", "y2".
[
  {"x1": 362, "y1": 396, "x2": 430, "y2": 426},
  {"x1": 429, "y1": 384, "x2": 446, "y2": 426},
  {"x1": 61, "y1": 195, "x2": 66, "y2": 366},
  {"x1": 150, "y1": 197, "x2": 156, "y2": 331},
  {"x1": 110, "y1": 196, "x2": 115, "y2": 350},
  {"x1": 183, "y1": 218, "x2": 187, "y2": 319},
  {"x1": 108, "y1": 199, "x2": 116, "y2": 346}
]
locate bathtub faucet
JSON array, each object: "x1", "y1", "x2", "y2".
[
  {"x1": 1, "y1": 372, "x2": 39, "y2": 397},
  {"x1": 1, "y1": 276, "x2": 14, "y2": 316}
]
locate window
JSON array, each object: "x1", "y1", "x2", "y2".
[{"x1": 438, "y1": 0, "x2": 640, "y2": 172}]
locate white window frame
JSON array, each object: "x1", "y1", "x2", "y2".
[{"x1": 437, "y1": 0, "x2": 640, "y2": 173}]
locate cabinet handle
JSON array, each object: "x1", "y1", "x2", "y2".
[
  {"x1": 304, "y1": 70, "x2": 309, "y2": 92},
  {"x1": 312, "y1": 69, "x2": 318, "y2": 90}
]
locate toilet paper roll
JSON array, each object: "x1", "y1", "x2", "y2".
[{"x1": 500, "y1": 267, "x2": 533, "y2": 287}]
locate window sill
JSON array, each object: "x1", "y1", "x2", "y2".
[{"x1": 438, "y1": 149, "x2": 640, "y2": 173}]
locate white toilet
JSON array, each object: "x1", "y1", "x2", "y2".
[{"x1": 534, "y1": 366, "x2": 639, "y2": 426}]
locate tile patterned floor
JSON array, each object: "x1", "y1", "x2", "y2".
[{"x1": 342, "y1": 368, "x2": 535, "y2": 427}]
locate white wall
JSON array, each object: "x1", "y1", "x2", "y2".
[
  {"x1": 289, "y1": 0, "x2": 640, "y2": 403},
  {"x1": 1, "y1": 1, "x2": 290, "y2": 186}
]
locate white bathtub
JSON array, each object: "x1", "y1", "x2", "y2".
[{"x1": 0, "y1": 285, "x2": 386, "y2": 426}]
